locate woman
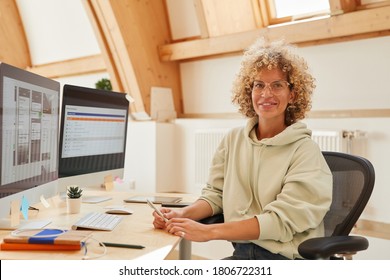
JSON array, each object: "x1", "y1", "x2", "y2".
[{"x1": 152, "y1": 38, "x2": 332, "y2": 260}]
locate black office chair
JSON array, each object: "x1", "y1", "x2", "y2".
[
  {"x1": 201, "y1": 151, "x2": 375, "y2": 260},
  {"x1": 298, "y1": 151, "x2": 375, "y2": 259}
]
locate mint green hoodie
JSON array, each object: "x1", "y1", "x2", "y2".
[{"x1": 200, "y1": 117, "x2": 332, "y2": 259}]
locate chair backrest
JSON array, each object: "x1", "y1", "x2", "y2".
[{"x1": 322, "y1": 151, "x2": 375, "y2": 237}]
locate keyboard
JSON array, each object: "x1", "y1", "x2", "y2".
[{"x1": 72, "y1": 212, "x2": 123, "y2": 231}]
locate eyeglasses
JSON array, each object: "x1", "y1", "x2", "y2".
[{"x1": 252, "y1": 80, "x2": 290, "y2": 96}]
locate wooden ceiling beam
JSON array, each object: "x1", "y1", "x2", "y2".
[
  {"x1": 159, "y1": 6, "x2": 390, "y2": 61},
  {"x1": 27, "y1": 54, "x2": 106, "y2": 78},
  {"x1": 84, "y1": 0, "x2": 182, "y2": 115}
]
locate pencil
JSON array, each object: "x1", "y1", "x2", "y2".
[{"x1": 101, "y1": 242, "x2": 144, "y2": 249}]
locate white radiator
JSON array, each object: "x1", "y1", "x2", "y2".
[
  {"x1": 194, "y1": 128, "x2": 365, "y2": 185},
  {"x1": 195, "y1": 128, "x2": 229, "y2": 185},
  {"x1": 311, "y1": 130, "x2": 346, "y2": 152},
  {"x1": 312, "y1": 130, "x2": 366, "y2": 153}
]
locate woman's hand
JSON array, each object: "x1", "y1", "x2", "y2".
[
  {"x1": 151, "y1": 200, "x2": 216, "y2": 241},
  {"x1": 165, "y1": 218, "x2": 213, "y2": 242},
  {"x1": 151, "y1": 207, "x2": 184, "y2": 229}
]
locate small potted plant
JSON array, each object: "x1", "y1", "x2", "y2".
[
  {"x1": 95, "y1": 78, "x2": 112, "y2": 91},
  {"x1": 66, "y1": 185, "x2": 83, "y2": 214}
]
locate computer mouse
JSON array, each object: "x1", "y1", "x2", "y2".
[{"x1": 105, "y1": 207, "x2": 134, "y2": 215}]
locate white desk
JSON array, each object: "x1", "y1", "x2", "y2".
[{"x1": 0, "y1": 187, "x2": 194, "y2": 260}]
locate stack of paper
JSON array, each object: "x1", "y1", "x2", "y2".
[{"x1": 0, "y1": 229, "x2": 92, "y2": 251}]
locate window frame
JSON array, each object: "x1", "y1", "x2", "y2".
[
  {"x1": 259, "y1": 0, "x2": 390, "y2": 27},
  {"x1": 259, "y1": 0, "x2": 331, "y2": 26}
]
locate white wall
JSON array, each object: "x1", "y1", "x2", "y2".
[
  {"x1": 300, "y1": 37, "x2": 390, "y2": 111},
  {"x1": 181, "y1": 56, "x2": 241, "y2": 114},
  {"x1": 16, "y1": 0, "x2": 101, "y2": 65}
]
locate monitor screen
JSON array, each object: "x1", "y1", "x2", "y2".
[
  {"x1": 0, "y1": 62, "x2": 60, "y2": 205},
  {"x1": 58, "y1": 84, "x2": 129, "y2": 190}
]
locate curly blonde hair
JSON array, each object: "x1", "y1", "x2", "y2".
[{"x1": 232, "y1": 38, "x2": 315, "y2": 125}]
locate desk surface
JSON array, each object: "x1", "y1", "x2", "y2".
[{"x1": 0, "y1": 188, "x2": 193, "y2": 260}]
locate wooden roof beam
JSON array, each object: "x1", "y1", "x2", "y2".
[{"x1": 158, "y1": 6, "x2": 390, "y2": 61}]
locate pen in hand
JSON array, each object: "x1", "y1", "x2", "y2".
[
  {"x1": 147, "y1": 199, "x2": 168, "y2": 222},
  {"x1": 101, "y1": 242, "x2": 144, "y2": 249}
]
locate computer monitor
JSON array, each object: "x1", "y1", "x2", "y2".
[
  {"x1": 0, "y1": 62, "x2": 60, "y2": 223},
  {"x1": 58, "y1": 84, "x2": 129, "y2": 192}
]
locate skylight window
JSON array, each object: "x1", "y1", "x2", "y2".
[{"x1": 273, "y1": 0, "x2": 330, "y2": 18}]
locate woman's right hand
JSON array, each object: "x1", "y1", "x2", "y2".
[
  {"x1": 152, "y1": 200, "x2": 213, "y2": 230},
  {"x1": 152, "y1": 207, "x2": 184, "y2": 229}
]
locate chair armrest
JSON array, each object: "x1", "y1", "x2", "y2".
[
  {"x1": 298, "y1": 235, "x2": 369, "y2": 260},
  {"x1": 199, "y1": 213, "x2": 224, "y2": 224}
]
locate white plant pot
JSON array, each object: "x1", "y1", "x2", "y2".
[{"x1": 67, "y1": 198, "x2": 82, "y2": 214}]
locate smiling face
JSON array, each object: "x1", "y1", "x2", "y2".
[{"x1": 252, "y1": 68, "x2": 294, "y2": 127}]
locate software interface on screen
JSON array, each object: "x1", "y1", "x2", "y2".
[
  {"x1": 59, "y1": 84, "x2": 129, "y2": 182},
  {"x1": 61, "y1": 105, "x2": 127, "y2": 158},
  {"x1": 0, "y1": 64, "x2": 59, "y2": 199}
]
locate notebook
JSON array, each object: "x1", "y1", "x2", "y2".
[
  {"x1": 1, "y1": 229, "x2": 91, "y2": 251},
  {"x1": 0, "y1": 242, "x2": 82, "y2": 251},
  {"x1": 124, "y1": 196, "x2": 182, "y2": 204}
]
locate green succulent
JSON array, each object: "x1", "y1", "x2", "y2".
[{"x1": 67, "y1": 185, "x2": 83, "y2": 199}]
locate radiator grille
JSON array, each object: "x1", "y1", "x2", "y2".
[
  {"x1": 311, "y1": 130, "x2": 346, "y2": 152},
  {"x1": 194, "y1": 129, "x2": 228, "y2": 185}
]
